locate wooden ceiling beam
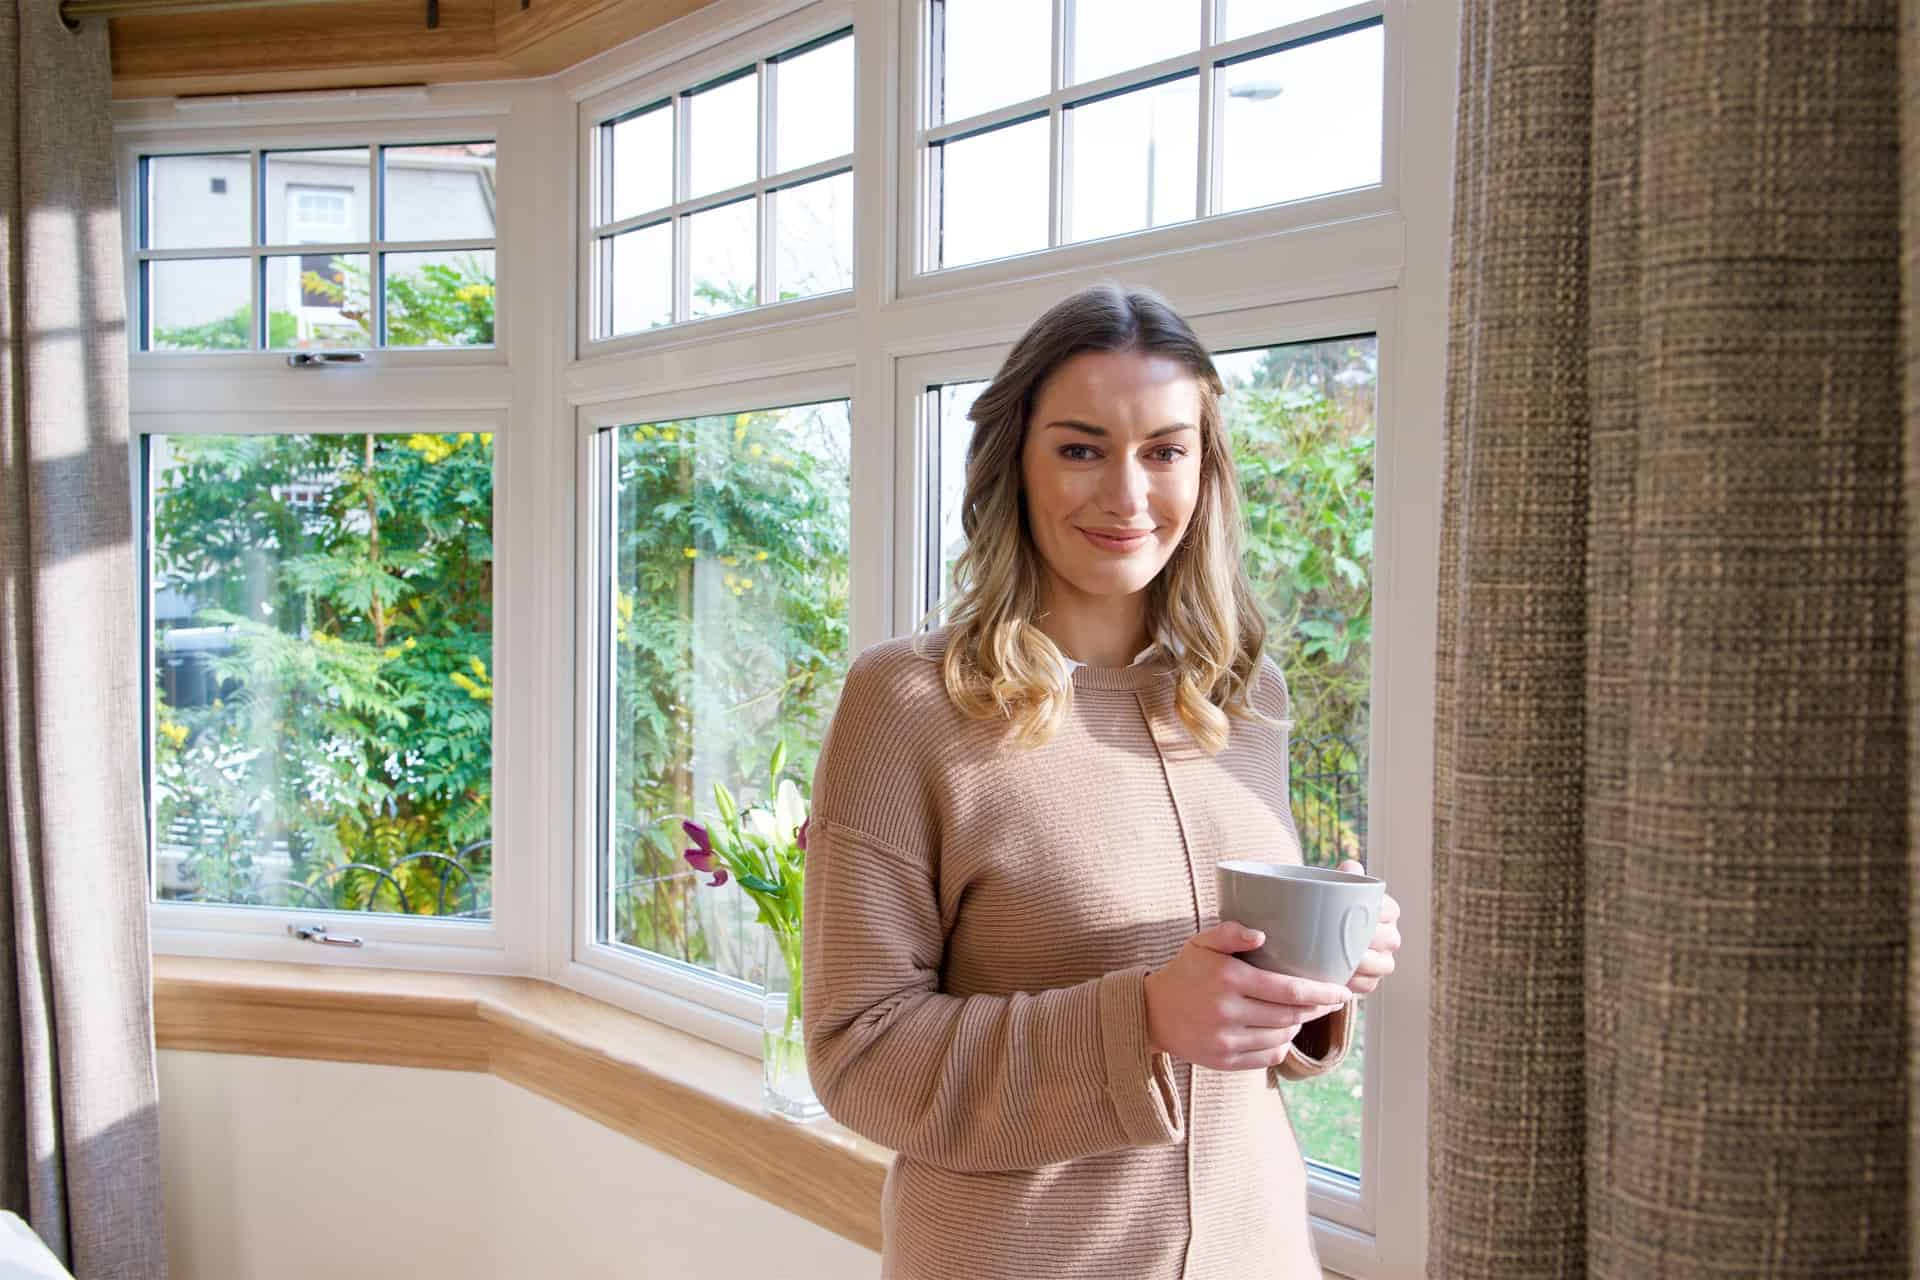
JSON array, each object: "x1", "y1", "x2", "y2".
[{"x1": 107, "y1": 0, "x2": 711, "y2": 100}]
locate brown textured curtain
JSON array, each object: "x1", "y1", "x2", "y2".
[
  {"x1": 0, "y1": 2, "x2": 167, "y2": 1277},
  {"x1": 1432, "y1": 1, "x2": 1908, "y2": 1275}
]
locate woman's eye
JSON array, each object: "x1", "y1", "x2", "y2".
[
  {"x1": 1059, "y1": 444, "x2": 1097, "y2": 461},
  {"x1": 1149, "y1": 446, "x2": 1188, "y2": 463}
]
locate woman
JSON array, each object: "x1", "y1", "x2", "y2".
[{"x1": 801, "y1": 284, "x2": 1403, "y2": 1279}]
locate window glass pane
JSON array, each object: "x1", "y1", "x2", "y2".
[
  {"x1": 265, "y1": 253, "x2": 371, "y2": 350},
  {"x1": 604, "y1": 401, "x2": 851, "y2": 980},
  {"x1": 609, "y1": 103, "x2": 674, "y2": 222},
  {"x1": 686, "y1": 71, "x2": 758, "y2": 200},
  {"x1": 774, "y1": 33, "x2": 854, "y2": 172},
  {"x1": 1067, "y1": 76, "x2": 1198, "y2": 244},
  {"x1": 774, "y1": 171, "x2": 852, "y2": 300},
  {"x1": 264, "y1": 149, "x2": 370, "y2": 244},
  {"x1": 1219, "y1": 25, "x2": 1384, "y2": 212},
  {"x1": 1069, "y1": 0, "x2": 1199, "y2": 85},
  {"x1": 148, "y1": 258, "x2": 253, "y2": 351},
  {"x1": 384, "y1": 143, "x2": 497, "y2": 241},
  {"x1": 1219, "y1": 0, "x2": 1350, "y2": 42},
  {"x1": 931, "y1": 380, "x2": 987, "y2": 608},
  {"x1": 146, "y1": 153, "x2": 252, "y2": 250},
  {"x1": 609, "y1": 222, "x2": 672, "y2": 336},
  {"x1": 688, "y1": 198, "x2": 757, "y2": 318},
  {"x1": 150, "y1": 431, "x2": 495, "y2": 917},
  {"x1": 933, "y1": 0, "x2": 1050, "y2": 124},
  {"x1": 383, "y1": 250, "x2": 496, "y2": 347},
  {"x1": 1218, "y1": 333, "x2": 1377, "y2": 1178},
  {"x1": 936, "y1": 117, "x2": 1049, "y2": 269}
]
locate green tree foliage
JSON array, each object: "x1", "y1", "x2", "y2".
[
  {"x1": 153, "y1": 427, "x2": 495, "y2": 915},
  {"x1": 151, "y1": 254, "x2": 494, "y2": 351},
  {"x1": 607, "y1": 406, "x2": 850, "y2": 974},
  {"x1": 152, "y1": 306, "x2": 298, "y2": 351},
  {"x1": 1224, "y1": 338, "x2": 1376, "y2": 869}
]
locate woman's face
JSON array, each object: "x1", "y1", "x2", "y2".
[{"x1": 1019, "y1": 347, "x2": 1204, "y2": 603}]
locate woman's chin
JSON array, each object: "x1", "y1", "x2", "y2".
[{"x1": 1060, "y1": 560, "x2": 1165, "y2": 598}]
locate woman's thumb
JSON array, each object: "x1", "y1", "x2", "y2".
[{"x1": 1196, "y1": 920, "x2": 1264, "y2": 954}]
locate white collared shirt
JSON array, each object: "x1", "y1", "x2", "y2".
[{"x1": 1058, "y1": 633, "x2": 1184, "y2": 675}]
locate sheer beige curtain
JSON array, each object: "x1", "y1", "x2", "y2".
[
  {"x1": 0, "y1": 2, "x2": 166, "y2": 1277},
  {"x1": 1432, "y1": 1, "x2": 1908, "y2": 1275}
]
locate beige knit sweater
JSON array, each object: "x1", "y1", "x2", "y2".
[{"x1": 802, "y1": 626, "x2": 1355, "y2": 1280}]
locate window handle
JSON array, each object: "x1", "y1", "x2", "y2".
[
  {"x1": 288, "y1": 923, "x2": 364, "y2": 948},
  {"x1": 286, "y1": 351, "x2": 366, "y2": 368}
]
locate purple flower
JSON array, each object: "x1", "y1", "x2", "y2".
[
  {"x1": 684, "y1": 847, "x2": 714, "y2": 874},
  {"x1": 682, "y1": 819, "x2": 711, "y2": 852},
  {"x1": 796, "y1": 816, "x2": 809, "y2": 852},
  {"x1": 708, "y1": 867, "x2": 729, "y2": 887}
]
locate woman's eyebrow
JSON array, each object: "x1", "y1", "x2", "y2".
[{"x1": 1042, "y1": 419, "x2": 1198, "y2": 438}]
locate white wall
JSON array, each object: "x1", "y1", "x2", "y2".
[{"x1": 158, "y1": 1050, "x2": 881, "y2": 1280}]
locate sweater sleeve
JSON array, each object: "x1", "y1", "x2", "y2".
[
  {"x1": 802, "y1": 815, "x2": 1185, "y2": 1172},
  {"x1": 1268, "y1": 997, "x2": 1356, "y2": 1086}
]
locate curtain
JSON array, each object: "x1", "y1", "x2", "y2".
[
  {"x1": 1431, "y1": 1, "x2": 1908, "y2": 1275},
  {"x1": 0, "y1": 1, "x2": 167, "y2": 1277}
]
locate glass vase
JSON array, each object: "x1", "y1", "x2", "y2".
[{"x1": 761, "y1": 926, "x2": 824, "y2": 1122}]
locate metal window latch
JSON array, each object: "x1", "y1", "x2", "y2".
[
  {"x1": 286, "y1": 351, "x2": 366, "y2": 368},
  {"x1": 289, "y1": 923, "x2": 364, "y2": 948}
]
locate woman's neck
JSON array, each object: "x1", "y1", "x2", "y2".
[{"x1": 1033, "y1": 584, "x2": 1151, "y2": 668}]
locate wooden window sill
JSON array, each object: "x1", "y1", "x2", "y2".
[{"x1": 152, "y1": 955, "x2": 890, "y2": 1252}]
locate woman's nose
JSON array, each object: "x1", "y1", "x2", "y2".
[{"x1": 1098, "y1": 454, "x2": 1151, "y2": 513}]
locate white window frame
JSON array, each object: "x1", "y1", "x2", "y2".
[
  {"x1": 119, "y1": 83, "x2": 542, "y2": 973},
  {"x1": 896, "y1": 0, "x2": 1400, "y2": 297},
  {"x1": 121, "y1": 0, "x2": 1454, "y2": 1269},
  {"x1": 575, "y1": 2, "x2": 857, "y2": 359},
  {"x1": 125, "y1": 121, "x2": 502, "y2": 360},
  {"x1": 891, "y1": 290, "x2": 1418, "y2": 1266},
  {"x1": 566, "y1": 364, "x2": 857, "y2": 1055}
]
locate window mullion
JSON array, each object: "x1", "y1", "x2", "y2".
[
  {"x1": 1197, "y1": 1, "x2": 1218, "y2": 219},
  {"x1": 370, "y1": 145, "x2": 386, "y2": 347},
  {"x1": 251, "y1": 150, "x2": 264, "y2": 349},
  {"x1": 674, "y1": 93, "x2": 691, "y2": 324},
  {"x1": 758, "y1": 58, "x2": 775, "y2": 307},
  {"x1": 1049, "y1": 0, "x2": 1068, "y2": 248}
]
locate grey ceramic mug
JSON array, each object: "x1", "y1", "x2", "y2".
[{"x1": 1215, "y1": 860, "x2": 1385, "y2": 985}]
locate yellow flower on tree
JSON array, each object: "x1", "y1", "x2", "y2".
[{"x1": 406, "y1": 433, "x2": 455, "y2": 463}]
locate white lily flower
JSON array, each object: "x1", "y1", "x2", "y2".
[
  {"x1": 775, "y1": 779, "x2": 807, "y2": 845},
  {"x1": 743, "y1": 807, "x2": 779, "y2": 843}
]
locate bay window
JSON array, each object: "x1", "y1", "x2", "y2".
[{"x1": 122, "y1": 0, "x2": 1449, "y2": 1272}]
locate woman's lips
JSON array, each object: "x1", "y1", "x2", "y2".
[{"x1": 1080, "y1": 527, "x2": 1153, "y2": 552}]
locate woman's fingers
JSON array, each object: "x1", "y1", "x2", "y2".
[
  {"x1": 1229, "y1": 993, "x2": 1341, "y2": 1030},
  {"x1": 1231, "y1": 964, "x2": 1350, "y2": 1010},
  {"x1": 1220, "y1": 1026, "x2": 1301, "y2": 1062}
]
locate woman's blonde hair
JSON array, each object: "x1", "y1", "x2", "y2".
[{"x1": 921, "y1": 283, "x2": 1278, "y2": 753}]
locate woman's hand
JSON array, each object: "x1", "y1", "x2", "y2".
[
  {"x1": 1143, "y1": 922, "x2": 1351, "y2": 1072},
  {"x1": 1338, "y1": 858, "x2": 1401, "y2": 997}
]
